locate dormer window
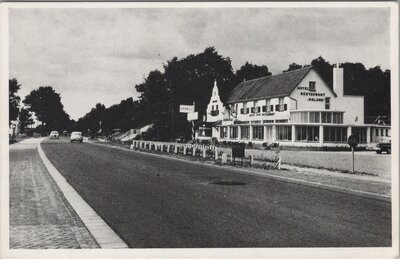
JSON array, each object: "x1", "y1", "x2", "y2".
[{"x1": 309, "y1": 81, "x2": 316, "y2": 91}]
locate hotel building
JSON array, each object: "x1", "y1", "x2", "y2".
[{"x1": 199, "y1": 65, "x2": 391, "y2": 147}]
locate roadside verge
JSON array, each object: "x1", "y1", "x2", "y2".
[{"x1": 38, "y1": 138, "x2": 129, "y2": 248}]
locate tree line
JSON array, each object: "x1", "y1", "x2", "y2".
[
  {"x1": 10, "y1": 47, "x2": 391, "y2": 139},
  {"x1": 9, "y1": 81, "x2": 74, "y2": 135}
]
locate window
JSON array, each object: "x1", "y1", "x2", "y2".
[
  {"x1": 324, "y1": 126, "x2": 348, "y2": 142},
  {"x1": 275, "y1": 104, "x2": 280, "y2": 112},
  {"x1": 325, "y1": 97, "x2": 330, "y2": 110},
  {"x1": 386, "y1": 129, "x2": 389, "y2": 137},
  {"x1": 265, "y1": 126, "x2": 273, "y2": 140},
  {"x1": 300, "y1": 112, "x2": 309, "y2": 123},
  {"x1": 262, "y1": 106, "x2": 267, "y2": 112},
  {"x1": 309, "y1": 112, "x2": 320, "y2": 123},
  {"x1": 252, "y1": 126, "x2": 264, "y2": 140},
  {"x1": 352, "y1": 127, "x2": 367, "y2": 143},
  {"x1": 376, "y1": 128, "x2": 379, "y2": 136},
  {"x1": 322, "y1": 112, "x2": 332, "y2": 123},
  {"x1": 216, "y1": 105, "x2": 219, "y2": 111},
  {"x1": 220, "y1": 127, "x2": 227, "y2": 138},
  {"x1": 284, "y1": 104, "x2": 287, "y2": 111},
  {"x1": 309, "y1": 81, "x2": 316, "y2": 91},
  {"x1": 296, "y1": 126, "x2": 319, "y2": 142},
  {"x1": 251, "y1": 107, "x2": 255, "y2": 113},
  {"x1": 381, "y1": 129, "x2": 384, "y2": 136},
  {"x1": 270, "y1": 105, "x2": 274, "y2": 112},
  {"x1": 276, "y1": 126, "x2": 292, "y2": 141},
  {"x1": 257, "y1": 106, "x2": 261, "y2": 113},
  {"x1": 230, "y1": 127, "x2": 238, "y2": 139},
  {"x1": 332, "y1": 112, "x2": 343, "y2": 124},
  {"x1": 211, "y1": 105, "x2": 214, "y2": 111},
  {"x1": 241, "y1": 126, "x2": 250, "y2": 139}
]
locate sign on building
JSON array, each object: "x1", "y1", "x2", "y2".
[
  {"x1": 179, "y1": 105, "x2": 194, "y2": 113},
  {"x1": 187, "y1": 112, "x2": 198, "y2": 121}
]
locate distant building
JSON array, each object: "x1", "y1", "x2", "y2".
[{"x1": 200, "y1": 65, "x2": 391, "y2": 146}]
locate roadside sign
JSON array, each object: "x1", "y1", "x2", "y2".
[
  {"x1": 347, "y1": 134, "x2": 359, "y2": 148},
  {"x1": 347, "y1": 134, "x2": 358, "y2": 173},
  {"x1": 187, "y1": 112, "x2": 198, "y2": 121},
  {"x1": 232, "y1": 143, "x2": 245, "y2": 165},
  {"x1": 232, "y1": 143, "x2": 245, "y2": 158},
  {"x1": 180, "y1": 105, "x2": 194, "y2": 113}
]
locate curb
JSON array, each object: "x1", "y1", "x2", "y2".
[
  {"x1": 91, "y1": 142, "x2": 391, "y2": 203},
  {"x1": 38, "y1": 139, "x2": 129, "y2": 249}
]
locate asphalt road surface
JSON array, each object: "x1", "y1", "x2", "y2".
[{"x1": 41, "y1": 137, "x2": 391, "y2": 248}]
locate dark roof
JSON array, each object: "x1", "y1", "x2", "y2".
[{"x1": 226, "y1": 66, "x2": 315, "y2": 103}]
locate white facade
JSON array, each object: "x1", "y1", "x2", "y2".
[
  {"x1": 205, "y1": 80, "x2": 225, "y2": 123},
  {"x1": 201, "y1": 65, "x2": 389, "y2": 147}
]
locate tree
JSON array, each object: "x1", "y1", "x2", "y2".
[
  {"x1": 18, "y1": 108, "x2": 34, "y2": 133},
  {"x1": 9, "y1": 78, "x2": 21, "y2": 125},
  {"x1": 76, "y1": 103, "x2": 106, "y2": 135},
  {"x1": 283, "y1": 63, "x2": 303, "y2": 73},
  {"x1": 235, "y1": 62, "x2": 272, "y2": 82},
  {"x1": 23, "y1": 86, "x2": 71, "y2": 132},
  {"x1": 311, "y1": 56, "x2": 333, "y2": 88}
]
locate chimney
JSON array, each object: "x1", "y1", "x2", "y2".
[{"x1": 333, "y1": 63, "x2": 343, "y2": 97}]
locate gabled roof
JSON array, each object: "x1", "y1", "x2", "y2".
[{"x1": 226, "y1": 66, "x2": 315, "y2": 104}]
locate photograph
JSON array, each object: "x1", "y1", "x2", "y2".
[{"x1": 1, "y1": 2, "x2": 398, "y2": 259}]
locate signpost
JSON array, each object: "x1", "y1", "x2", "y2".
[
  {"x1": 179, "y1": 105, "x2": 194, "y2": 113},
  {"x1": 180, "y1": 102, "x2": 197, "y2": 140},
  {"x1": 187, "y1": 112, "x2": 198, "y2": 121},
  {"x1": 232, "y1": 143, "x2": 245, "y2": 165},
  {"x1": 347, "y1": 134, "x2": 359, "y2": 173}
]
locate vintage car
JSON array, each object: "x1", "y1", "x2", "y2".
[{"x1": 371, "y1": 140, "x2": 391, "y2": 154}]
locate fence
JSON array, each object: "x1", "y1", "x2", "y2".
[{"x1": 130, "y1": 140, "x2": 281, "y2": 169}]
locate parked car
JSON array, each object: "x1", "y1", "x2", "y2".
[
  {"x1": 372, "y1": 140, "x2": 391, "y2": 154},
  {"x1": 49, "y1": 131, "x2": 59, "y2": 139},
  {"x1": 70, "y1": 131, "x2": 83, "y2": 143}
]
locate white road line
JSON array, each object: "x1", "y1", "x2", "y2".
[{"x1": 37, "y1": 138, "x2": 129, "y2": 249}]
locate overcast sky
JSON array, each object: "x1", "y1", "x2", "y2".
[{"x1": 9, "y1": 7, "x2": 390, "y2": 120}]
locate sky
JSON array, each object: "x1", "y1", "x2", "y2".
[{"x1": 9, "y1": 7, "x2": 390, "y2": 120}]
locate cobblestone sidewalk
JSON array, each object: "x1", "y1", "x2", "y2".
[{"x1": 9, "y1": 138, "x2": 99, "y2": 249}]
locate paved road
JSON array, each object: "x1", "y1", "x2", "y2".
[
  {"x1": 41, "y1": 137, "x2": 391, "y2": 248},
  {"x1": 9, "y1": 138, "x2": 99, "y2": 248}
]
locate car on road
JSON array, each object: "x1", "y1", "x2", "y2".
[
  {"x1": 372, "y1": 141, "x2": 391, "y2": 154},
  {"x1": 49, "y1": 131, "x2": 59, "y2": 139},
  {"x1": 70, "y1": 131, "x2": 83, "y2": 143}
]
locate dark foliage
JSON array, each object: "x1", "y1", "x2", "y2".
[
  {"x1": 23, "y1": 86, "x2": 71, "y2": 133},
  {"x1": 18, "y1": 108, "x2": 34, "y2": 133},
  {"x1": 283, "y1": 63, "x2": 303, "y2": 73},
  {"x1": 9, "y1": 78, "x2": 21, "y2": 125}
]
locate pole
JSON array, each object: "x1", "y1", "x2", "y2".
[
  {"x1": 192, "y1": 101, "x2": 196, "y2": 141},
  {"x1": 352, "y1": 147, "x2": 354, "y2": 173}
]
